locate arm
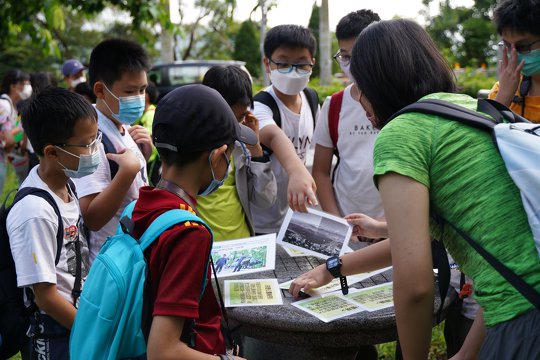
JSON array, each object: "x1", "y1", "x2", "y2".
[
  {"x1": 79, "y1": 148, "x2": 142, "y2": 231},
  {"x1": 243, "y1": 112, "x2": 263, "y2": 158},
  {"x1": 379, "y1": 172, "x2": 433, "y2": 360},
  {"x1": 259, "y1": 124, "x2": 317, "y2": 212},
  {"x1": 33, "y1": 283, "x2": 77, "y2": 329},
  {"x1": 493, "y1": 46, "x2": 525, "y2": 106},
  {"x1": 449, "y1": 308, "x2": 485, "y2": 360},
  {"x1": 312, "y1": 144, "x2": 340, "y2": 217},
  {"x1": 290, "y1": 238, "x2": 392, "y2": 298}
]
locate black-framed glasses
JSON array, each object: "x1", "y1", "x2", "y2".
[
  {"x1": 54, "y1": 132, "x2": 102, "y2": 154},
  {"x1": 269, "y1": 58, "x2": 313, "y2": 74},
  {"x1": 498, "y1": 39, "x2": 540, "y2": 55},
  {"x1": 333, "y1": 50, "x2": 351, "y2": 66}
]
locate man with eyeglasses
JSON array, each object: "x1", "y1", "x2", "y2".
[
  {"x1": 488, "y1": 0, "x2": 540, "y2": 123},
  {"x1": 251, "y1": 24, "x2": 320, "y2": 235}
]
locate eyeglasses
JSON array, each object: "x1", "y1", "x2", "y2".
[
  {"x1": 498, "y1": 39, "x2": 540, "y2": 54},
  {"x1": 333, "y1": 50, "x2": 351, "y2": 66},
  {"x1": 55, "y1": 132, "x2": 102, "y2": 154},
  {"x1": 269, "y1": 58, "x2": 314, "y2": 74}
]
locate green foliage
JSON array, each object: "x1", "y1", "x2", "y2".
[
  {"x1": 455, "y1": 68, "x2": 496, "y2": 98},
  {"x1": 376, "y1": 322, "x2": 448, "y2": 359},
  {"x1": 307, "y1": 1, "x2": 320, "y2": 78},
  {"x1": 423, "y1": 0, "x2": 498, "y2": 68},
  {"x1": 234, "y1": 20, "x2": 261, "y2": 78}
]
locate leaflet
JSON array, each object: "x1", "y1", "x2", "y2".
[
  {"x1": 291, "y1": 294, "x2": 363, "y2": 323},
  {"x1": 343, "y1": 282, "x2": 394, "y2": 311},
  {"x1": 224, "y1": 279, "x2": 283, "y2": 307}
]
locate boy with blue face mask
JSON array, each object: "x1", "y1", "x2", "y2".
[
  {"x1": 7, "y1": 88, "x2": 97, "y2": 359},
  {"x1": 488, "y1": 0, "x2": 540, "y2": 123},
  {"x1": 252, "y1": 24, "x2": 320, "y2": 235},
  {"x1": 74, "y1": 39, "x2": 153, "y2": 263},
  {"x1": 131, "y1": 84, "x2": 256, "y2": 359}
]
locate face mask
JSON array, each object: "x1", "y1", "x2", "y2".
[
  {"x1": 56, "y1": 147, "x2": 101, "y2": 178},
  {"x1": 269, "y1": 69, "x2": 311, "y2": 95},
  {"x1": 70, "y1": 77, "x2": 86, "y2": 88},
  {"x1": 198, "y1": 151, "x2": 230, "y2": 196},
  {"x1": 517, "y1": 49, "x2": 540, "y2": 77},
  {"x1": 103, "y1": 85, "x2": 145, "y2": 125},
  {"x1": 340, "y1": 63, "x2": 352, "y2": 80},
  {"x1": 18, "y1": 84, "x2": 32, "y2": 100}
]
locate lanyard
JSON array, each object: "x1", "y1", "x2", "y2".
[{"x1": 155, "y1": 178, "x2": 198, "y2": 215}]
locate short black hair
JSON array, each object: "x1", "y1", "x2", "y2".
[
  {"x1": 202, "y1": 65, "x2": 253, "y2": 108},
  {"x1": 336, "y1": 9, "x2": 380, "y2": 41},
  {"x1": 1, "y1": 69, "x2": 30, "y2": 95},
  {"x1": 88, "y1": 38, "x2": 151, "y2": 88},
  {"x1": 22, "y1": 87, "x2": 97, "y2": 156},
  {"x1": 351, "y1": 19, "x2": 457, "y2": 127},
  {"x1": 30, "y1": 72, "x2": 58, "y2": 95},
  {"x1": 493, "y1": 0, "x2": 540, "y2": 37},
  {"x1": 74, "y1": 82, "x2": 97, "y2": 103},
  {"x1": 146, "y1": 81, "x2": 160, "y2": 105},
  {"x1": 264, "y1": 25, "x2": 317, "y2": 58}
]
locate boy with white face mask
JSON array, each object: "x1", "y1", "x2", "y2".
[
  {"x1": 312, "y1": 10, "x2": 383, "y2": 221},
  {"x1": 252, "y1": 24, "x2": 319, "y2": 234},
  {"x1": 62, "y1": 59, "x2": 87, "y2": 92},
  {"x1": 73, "y1": 39, "x2": 153, "y2": 263}
]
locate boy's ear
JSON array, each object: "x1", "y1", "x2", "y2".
[
  {"x1": 42, "y1": 144, "x2": 59, "y2": 160},
  {"x1": 263, "y1": 58, "x2": 271, "y2": 73},
  {"x1": 311, "y1": 57, "x2": 316, "y2": 66},
  {"x1": 93, "y1": 81, "x2": 105, "y2": 100},
  {"x1": 209, "y1": 144, "x2": 228, "y2": 167}
]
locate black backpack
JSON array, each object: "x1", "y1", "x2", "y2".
[
  {"x1": 101, "y1": 132, "x2": 119, "y2": 179},
  {"x1": 0, "y1": 184, "x2": 81, "y2": 359},
  {"x1": 254, "y1": 87, "x2": 319, "y2": 156}
]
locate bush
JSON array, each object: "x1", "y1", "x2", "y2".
[{"x1": 455, "y1": 68, "x2": 497, "y2": 98}]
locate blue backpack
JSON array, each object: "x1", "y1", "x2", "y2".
[{"x1": 69, "y1": 201, "x2": 213, "y2": 360}]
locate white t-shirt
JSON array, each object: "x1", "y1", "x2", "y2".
[
  {"x1": 251, "y1": 86, "x2": 317, "y2": 233},
  {"x1": 313, "y1": 85, "x2": 384, "y2": 218},
  {"x1": 73, "y1": 108, "x2": 148, "y2": 262},
  {"x1": 7, "y1": 166, "x2": 90, "y2": 305}
]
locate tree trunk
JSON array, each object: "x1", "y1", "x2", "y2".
[
  {"x1": 319, "y1": 0, "x2": 331, "y2": 86},
  {"x1": 260, "y1": 0, "x2": 269, "y2": 86}
]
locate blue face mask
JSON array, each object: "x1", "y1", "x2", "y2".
[
  {"x1": 56, "y1": 147, "x2": 101, "y2": 178},
  {"x1": 198, "y1": 151, "x2": 230, "y2": 196},
  {"x1": 517, "y1": 49, "x2": 540, "y2": 77},
  {"x1": 103, "y1": 85, "x2": 145, "y2": 125}
]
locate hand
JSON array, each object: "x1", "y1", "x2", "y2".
[
  {"x1": 289, "y1": 264, "x2": 333, "y2": 299},
  {"x1": 243, "y1": 112, "x2": 263, "y2": 157},
  {"x1": 344, "y1": 213, "x2": 388, "y2": 239},
  {"x1": 128, "y1": 125, "x2": 153, "y2": 161},
  {"x1": 496, "y1": 45, "x2": 525, "y2": 106},
  {"x1": 106, "y1": 148, "x2": 141, "y2": 176},
  {"x1": 287, "y1": 166, "x2": 318, "y2": 212}
]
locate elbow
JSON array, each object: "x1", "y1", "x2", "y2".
[{"x1": 398, "y1": 281, "x2": 434, "y2": 305}]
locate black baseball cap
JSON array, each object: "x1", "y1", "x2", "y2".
[{"x1": 153, "y1": 84, "x2": 257, "y2": 153}]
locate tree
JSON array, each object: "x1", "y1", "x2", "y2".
[
  {"x1": 422, "y1": 0, "x2": 497, "y2": 67},
  {"x1": 307, "y1": 2, "x2": 320, "y2": 78},
  {"x1": 319, "y1": 0, "x2": 331, "y2": 85},
  {"x1": 234, "y1": 20, "x2": 261, "y2": 78}
]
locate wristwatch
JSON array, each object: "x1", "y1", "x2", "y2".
[{"x1": 326, "y1": 256, "x2": 349, "y2": 295}]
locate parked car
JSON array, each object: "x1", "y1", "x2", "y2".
[{"x1": 148, "y1": 59, "x2": 249, "y2": 101}]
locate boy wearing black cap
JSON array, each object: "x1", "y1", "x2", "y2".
[{"x1": 131, "y1": 84, "x2": 255, "y2": 359}]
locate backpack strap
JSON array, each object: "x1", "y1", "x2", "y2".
[
  {"x1": 101, "y1": 131, "x2": 119, "y2": 180},
  {"x1": 328, "y1": 90, "x2": 344, "y2": 151},
  {"x1": 302, "y1": 87, "x2": 320, "y2": 128},
  {"x1": 254, "y1": 91, "x2": 281, "y2": 128},
  {"x1": 512, "y1": 76, "x2": 532, "y2": 117},
  {"x1": 10, "y1": 188, "x2": 63, "y2": 265}
]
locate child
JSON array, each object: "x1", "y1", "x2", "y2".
[
  {"x1": 312, "y1": 10, "x2": 383, "y2": 220},
  {"x1": 62, "y1": 59, "x2": 86, "y2": 92},
  {"x1": 198, "y1": 64, "x2": 276, "y2": 240},
  {"x1": 488, "y1": 0, "x2": 540, "y2": 122},
  {"x1": 7, "y1": 87, "x2": 97, "y2": 359},
  {"x1": 74, "y1": 38, "x2": 153, "y2": 263},
  {"x1": 252, "y1": 24, "x2": 319, "y2": 234},
  {"x1": 131, "y1": 84, "x2": 255, "y2": 359}
]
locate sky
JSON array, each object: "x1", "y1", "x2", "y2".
[{"x1": 183, "y1": 0, "x2": 475, "y2": 30}]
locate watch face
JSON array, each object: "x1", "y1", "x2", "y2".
[{"x1": 328, "y1": 257, "x2": 339, "y2": 268}]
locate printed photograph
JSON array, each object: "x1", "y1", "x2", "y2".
[{"x1": 277, "y1": 208, "x2": 352, "y2": 259}]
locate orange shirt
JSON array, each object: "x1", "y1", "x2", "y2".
[{"x1": 489, "y1": 81, "x2": 540, "y2": 123}]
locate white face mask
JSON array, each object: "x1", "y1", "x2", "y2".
[
  {"x1": 18, "y1": 84, "x2": 32, "y2": 100},
  {"x1": 70, "y1": 77, "x2": 86, "y2": 88},
  {"x1": 56, "y1": 147, "x2": 101, "y2": 178},
  {"x1": 340, "y1": 63, "x2": 352, "y2": 81},
  {"x1": 269, "y1": 69, "x2": 311, "y2": 95}
]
